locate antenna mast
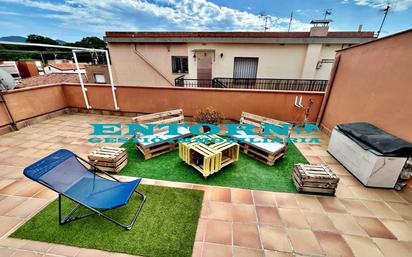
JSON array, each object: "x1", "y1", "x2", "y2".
[
  {"x1": 260, "y1": 13, "x2": 270, "y2": 32},
  {"x1": 377, "y1": 5, "x2": 390, "y2": 38},
  {"x1": 288, "y1": 11, "x2": 293, "y2": 32},
  {"x1": 323, "y1": 9, "x2": 332, "y2": 19}
]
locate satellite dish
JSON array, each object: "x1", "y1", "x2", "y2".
[{"x1": 0, "y1": 68, "x2": 16, "y2": 91}]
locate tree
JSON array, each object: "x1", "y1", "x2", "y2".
[
  {"x1": 26, "y1": 34, "x2": 60, "y2": 45},
  {"x1": 65, "y1": 37, "x2": 105, "y2": 49}
]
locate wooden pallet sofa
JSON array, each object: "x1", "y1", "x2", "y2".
[
  {"x1": 132, "y1": 109, "x2": 191, "y2": 159},
  {"x1": 230, "y1": 112, "x2": 292, "y2": 165}
]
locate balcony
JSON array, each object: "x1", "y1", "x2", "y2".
[{"x1": 175, "y1": 76, "x2": 328, "y2": 91}]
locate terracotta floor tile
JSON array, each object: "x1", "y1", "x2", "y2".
[
  {"x1": 231, "y1": 189, "x2": 253, "y2": 204},
  {"x1": 0, "y1": 247, "x2": 14, "y2": 257},
  {"x1": 371, "y1": 189, "x2": 406, "y2": 203},
  {"x1": 20, "y1": 240, "x2": 52, "y2": 253},
  {"x1": 256, "y1": 206, "x2": 282, "y2": 226},
  {"x1": 373, "y1": 238, "x2": 411, "y2": 257},
  {"x1": 195, "y1": 218, "x2": 207, "y2": 242},
  {"x1": 340, "y1": 199, "x2": 374, "y2": 217},
  {"x1": 210, "y1": 187, "x2": 231, "y2": 202},
  {"x1": 274, "y1": 194, "x2": 298, "y2": 209},
  {"x1": 76, "y1": 248, "x2": 111, "y2": 257},
  {"x1": 0, "y1": 196, "x2": 26, "y2": 215},
  {"x1": 47, "y1": 243, "x2": 81, "y2": 256},
  {"x1": 350, "y1": 187, "x2": 381, "y2": 201},
  {"x1": 0, "y1": 238, "x2": 28, "y2": 248},
  {"x1": 303, "y1": 210, "x2": 337, "y2": 232},
  {"x1": 206, "y1": 201, "x2": 233, "y2": 221},
  {"x1": 335, "y1": 185, "x2": 357, "y2": 199},
  {"x1": 233, "y1": 223, "x2": 261, "y2": 249},
  {"x1": 259, "y1": 225, "x2": 292, "y2": 252},
  {"x1": 339, "y1": 175, "x2": 363, "y2": 187},
  {"x1": 328, "y1": 213, "x2": 368, "y2": 237},
  {"x1": 287, "y1": 228, "x2": 324, "y2": 256},
  {"x1": 278, "y1": 208, "x2": 310, "y2": 229},
  {"x1": 295, "y1": 195, "x2": 324, "y2": 212},
  {"x1": 354, "y1": 216, "x2": 396, "y2": 239},
  {"x1": 306, "y1": 156, "x2": 324, "y2": 164},
  {"x1": 11, "y1": 251, "x2": 43, "y2": 257},
  {"x1": 0, "y1": 180, "x2": 31, "y2": 195},
  {"x1": 361, "y1": 200, "x2": 403, "y2": 220},
  {"x1": 263, "y1": 251, "x2": 293, "y2": 257},
  {"x1": 233, "y1": 246, "x2": 263, "y2": 257},
  {"x1": 5, "y1": 198, "x2": 48, "y2": 218},
  {"x1": 0, "y1": 179, "x2": 15, "y2": 191},
  {"x1": 233, "y1": 204, "x2": 257, "y2": 223},
  {"x1": 314, "y1": 231, "x2": 354, "y2": 257},
  {"x1": 32, "y1": 188, "x2": 58, "y2": 200},
  {"x1": 204, "y1": 219, "x2": 232, "y2": 245},
  {"x1": 343, "y1": 235, "x2": 384, "y2": 257},
  {"x1": 380, "y1": 219, "x2": 412, "y2": 241},
  {"x1": 191, "y1": 242, "x2": 202, "y2": 257},
  {"x1": 386, "y1": 202, "x2": 412, "y2": 220},
  {"x1": 253, "y1": 191, "x2": 275, "y2": 206},
  {"x1": 328, "y1": 164, "x2": 350, "y2": 176},
  {"x1": 14, "y1": 182, "x2": 44, "y2": 197},
  {"x1": 0, "y1": 216, "x2": 22, "y2": 237},
  {"x1": 202, "y1": 243, "x2": 232, "y2": 257},
  {"x1": 318, "y1": 197, "x2": 348, "y2": 213}
]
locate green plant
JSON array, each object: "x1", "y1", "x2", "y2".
[{"x1": 193, "y1": 107, "x2": 224, "y2": 124}]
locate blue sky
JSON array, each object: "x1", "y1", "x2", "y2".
[{"x1": 0, "y1": 0, "x2": 411, "y2": 42}]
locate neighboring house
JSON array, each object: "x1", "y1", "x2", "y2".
[
  {"x1": 0, "y1": 61, "x2": 20, "y2": 80},
  {"x1": 17, "y1": 73, "x2": 84, "y2": 88},
  {"x1": 44, "y1": 63, "x2": 87, "y2": 74},
  {"x1": 85, "y1": 64, "x2": 109, "y2": 84},
  {"x1": 105, "y1": 20, "x2": 376, "y2": 87}
]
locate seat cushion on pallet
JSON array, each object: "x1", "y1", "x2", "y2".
[
  {"x1": 136, "y1": 127, "x2": 191, "y2": 148},
  {"x1": 231, "y1": 131, "x2": 285, "y2": 155}
]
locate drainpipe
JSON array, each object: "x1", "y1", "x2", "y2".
[
  {"x1": 316, "y1": 54, "x2": 341, "y2": 126},
  {"x1": 133, "y1": 44, "x2": 174, "y2": 86}
]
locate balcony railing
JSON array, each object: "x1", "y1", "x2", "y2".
[{"x1": 175, "y1": 76, "x2": 328, "y2": 91}]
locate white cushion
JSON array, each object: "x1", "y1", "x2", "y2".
[
  {"x1": 231, "y1": 131, "x2": 285, "y2": 154},
  {"x1": 136, "y1": 127, "x2": 191, "y2": 148}
]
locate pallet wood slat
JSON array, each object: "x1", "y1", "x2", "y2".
[
  {"x1": 88, "y1": 147, "x2": 128, "y2": 173},
  {"x1": 292, "y1": 163, "x2": 340, "y2": 195},
  {"x1": 133, "y1": 109, "x2": 189, "y2": 159}
]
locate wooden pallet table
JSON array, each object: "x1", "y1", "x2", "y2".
[
  {"x1": 179, "y1": 135, "x2": 239, "y2": 178},
  {"x1": 88, "y1": 146, "x2": 128, "y2": 173},
  {"x1": 292, "y1": 163, "x2": 340, "y2": 195}
]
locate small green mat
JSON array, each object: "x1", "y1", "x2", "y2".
[
  {"x1": 120, "y1": 140, "x2": 308, "y2": 193},
  {"x1": 12, "y1": 185, "x2": 203, "y2": 257}
]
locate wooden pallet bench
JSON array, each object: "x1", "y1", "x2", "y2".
[
  {"x1": 88, "y1": 146, "x2": 128, "y2": 173},
  {"x1": 230, "y1": 112, "x2": 292, "y2": 166},
  {"x1": 132, "y1": 109, "x2": 191, "y2": 159},
  {"x1": 292, "y1": 163, "x2": 340, "y2": 195}
]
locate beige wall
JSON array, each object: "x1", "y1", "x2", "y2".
[
  {"x1": 63, "y1": 84, "x2": 324, "y2": 123},
  {"x1": 107, "y1": 43, "x2": 187, "y2": 86},
  {"x1": 108, "y1": 42, "x2": 342, "y2": 85},
  {"x1": 321, "y1": 30, "x2": 412, "y2": 142}
]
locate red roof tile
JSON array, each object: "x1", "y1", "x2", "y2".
[
  {"x1": 47, "y1": 63, "x2": 87, "y2": 71},
  {"x1": 18, "y1": 73, "x2": 85, "y2": 88}
]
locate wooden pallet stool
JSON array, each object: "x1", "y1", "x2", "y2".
[
  {"x1": 179, "y1": 135, "x2": 239, "y2": 178},
  {"x1": 292, "y1": 163, "x2": 339, "y2": 195},
  {"x1": 88, "y1": 146, "x2": 128, "y2": 173}
]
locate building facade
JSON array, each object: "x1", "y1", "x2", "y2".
[{"x1": 105, "y1": 24, "x2": 375, "y2": 87}]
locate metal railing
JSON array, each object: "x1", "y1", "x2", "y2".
[{"x1": 175, "y1": 76, "x2": 328, "y2": 91}]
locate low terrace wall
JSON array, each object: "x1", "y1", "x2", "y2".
[{"x1": 0, "y1": 83, "x2": 325, "y2": 134}]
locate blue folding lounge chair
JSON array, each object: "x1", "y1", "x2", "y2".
[{"x1": 23, "y1": 149, "x2": 146, "y2": 230}]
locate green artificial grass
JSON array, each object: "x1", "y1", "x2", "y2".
[
  {"x1": 120, "y1": 141, "x2": 308, "y2": 193},
  {"x1": 12, "y1": 185, "x2": 203, "y2": 257}
]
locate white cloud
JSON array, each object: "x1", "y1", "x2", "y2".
[
  {"x1": 354, "y1": 0, "x2": 412, "y2": 11},
  {"x1": 0, "y1": 0, "x2": 312, "y2": 32}
]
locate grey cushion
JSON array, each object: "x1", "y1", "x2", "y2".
[{"x1": 231, "y1": 131, "x2": 285, "y2": 154}]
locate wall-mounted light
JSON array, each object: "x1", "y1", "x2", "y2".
[
  {"x1": 193, "y1": 54, "x2": 196, "y2": 61},
  {"x1": 220, "y1": 53, "x2": 224, "y2": 58}
]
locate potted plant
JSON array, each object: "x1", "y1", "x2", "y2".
[{"x1": 193, "y1": 107, "x2": 225, "y2": 133}]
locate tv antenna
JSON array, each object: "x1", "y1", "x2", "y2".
[
  {"x1": 288, "y1": 11, "x2": 294, "y2": 32},
  {"x1": 323, "y1": 9, "x2": 332, "y2": 19},
  {"x1": 260, "y1": 13, "x2": 270, "y2": 32},
  {"x1": 377, "y1": 5, "x2": 390, "y2": 37}
]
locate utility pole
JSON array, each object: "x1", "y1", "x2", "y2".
[
  {"x1": 288, "y1": 11, "x2": 293, "y2": 32},
  {"x1": 377, "y1": 5, "x2": 390, "y2": 37}
]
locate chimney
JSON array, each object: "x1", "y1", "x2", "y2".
[
  {"x1": 309, "y1": 19, "x2": 331, "y2": 37},
  {"x1": 358, "y1": 24, "x2": 363, "y2": 32}
]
